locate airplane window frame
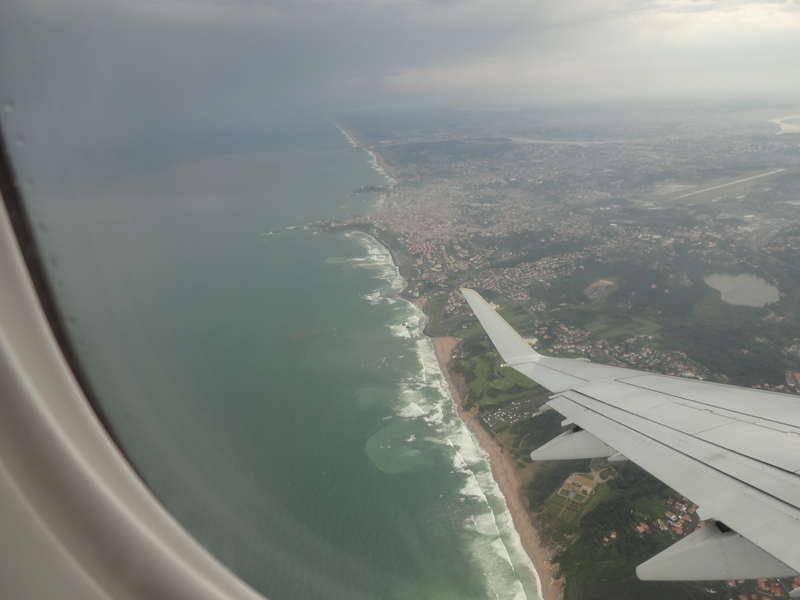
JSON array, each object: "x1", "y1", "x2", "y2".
[{"x1": 0, "y1": 121, "x2": 269, "y2": 600}]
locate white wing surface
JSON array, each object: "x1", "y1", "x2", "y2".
[{"x1": 461, "y1": 288, "x2": 800, "y2": 588}]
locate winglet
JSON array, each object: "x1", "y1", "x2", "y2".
[{"x1": 460, "y1": 288, "x2": 539, "y2": 365}]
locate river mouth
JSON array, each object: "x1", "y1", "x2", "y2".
[{"x1": 704, "y1": 274, "x2": 779, "y2": 307}]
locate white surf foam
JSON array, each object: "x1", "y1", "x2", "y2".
[
  {"x1": 398, "y1": 401, "x2": 426, "y2": 419},
  {"x1": 330, "y1": 120, "x2": 396, "y2": 188},
  {"x1": 330, "y1": 120, "x2": 358, "y2": 148},
  {"x1": 346, "y1": 232, "x2": 404, "y2": 296},
  {"x1": 492, "y1": 537, "x2": 514, "y2": 567},
  {"x1": 339, "y1": 217, "x2": 541, "y2": 599},
  {"x1": 472, "y1": 512, "x2": 501, "y2": 536},
  {"x1": 390, "y1": 324, "x2": 412, "y2": 338},
  {"x1": 381, "y1": 300, "x2": 541, "y2": 600}
]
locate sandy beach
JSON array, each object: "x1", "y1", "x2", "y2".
[
  {"x1": 353, "y1": 127, "x2": 562, "y2": 599},
  {"x1": 361, "y1": 217, "x2": 563, "y2": 599},
  {"x1": 430, "y1": 336, "x2": 565, "y2": 600},
  {"x1": 330, "y1": 119, "x2": 397, "y2": 178}
]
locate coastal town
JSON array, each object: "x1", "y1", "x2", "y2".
[
  {"x1": 326, "y1": 109, "x2": 800, "y2": 600},
  {"x1": 331, "y1": 110, "x2": 800, "y2": 392}
]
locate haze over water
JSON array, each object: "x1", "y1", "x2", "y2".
[{"x1": 35, "y1": 120, "x2": 540, "y2": 600}]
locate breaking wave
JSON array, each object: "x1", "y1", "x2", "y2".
[
  {"x1": 329, "y1": 176, "x2": 540, "y2": 600},
  {"x1": 381, "y1": 299, "x2": 541, "y2": 600}
]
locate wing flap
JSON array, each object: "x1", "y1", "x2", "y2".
[
  {"x1": 529, "y1": 428, "x2": 617, "y2": 460},
  {"x1": 553, "y1": 389, "x2": 800, "y2": 513},
  {"x1": 570, "y1": 379, "x2": 800, "y2": 477},
  {"x1": 637, "y1": 522, "x2": 799, "y2": 580},
  {"x1": 696, "y1": 422, "x2": 800, "y2": 474},
  {"x1": 623, "y1": 374, "x2": 800, "y2": 429},
  {"x1": 549, "y1": 391, "x2": 800, "y2": 574}
]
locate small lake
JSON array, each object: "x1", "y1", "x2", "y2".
[{"x1": 704, "y1": 274, "x2": 779, "y2": 307}]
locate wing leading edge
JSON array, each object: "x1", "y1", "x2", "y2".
[{"x1": 461, "y1": 288, "x2": 800, "y2": 590}]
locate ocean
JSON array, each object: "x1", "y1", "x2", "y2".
[{"x1": 32, "y1": 119, "x2": 541, "y2": 600}]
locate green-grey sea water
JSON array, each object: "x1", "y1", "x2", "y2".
[{"x1": 31, "y1": 121, "x2": 541, "y2": 600}]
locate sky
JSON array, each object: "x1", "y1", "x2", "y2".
[{"x1": 1, "y1": 0, "x2": 799, "y2": 161}]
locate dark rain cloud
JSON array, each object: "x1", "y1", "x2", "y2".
[{"x1": 1, "y1": 0, "x2": 798, "y2": 163}]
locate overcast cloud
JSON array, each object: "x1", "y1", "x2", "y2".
[{"x1": 1, "y1": 0, "x2": 799, "y2": 161}]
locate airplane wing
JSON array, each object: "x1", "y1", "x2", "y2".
[{"x1": 461, "y1": 288, "x2": 800, "y2": 589}]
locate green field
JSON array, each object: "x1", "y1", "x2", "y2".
[
  {"x1": 591, "y1": 457, "x2": 615, "y2": 471},
  {"x1": 545, "y1": 493, "x2": 582, "y2": 523},
  {"x1": 586, "y1": 314, "x2": 661, "y2": 338},
  {"x1": 580, "y1": 482, "x2": 612, "y2": 516},
  {"x1": 455, "y1": 343, "x2": 540, "y2": 407}
]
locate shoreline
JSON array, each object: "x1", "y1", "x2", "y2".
[
  {"x1": 330, "y1": 118, "x2": 397, "y2": 181},
  {"x1": 355, "y1": 228, "x2": 560, "y2": 599},
  {"x1": 430, "y1": 336, "x2": 564, "y2": 600},
  {"x1": 339, "y1": 137, "x2": 562, "y2": 599}
]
